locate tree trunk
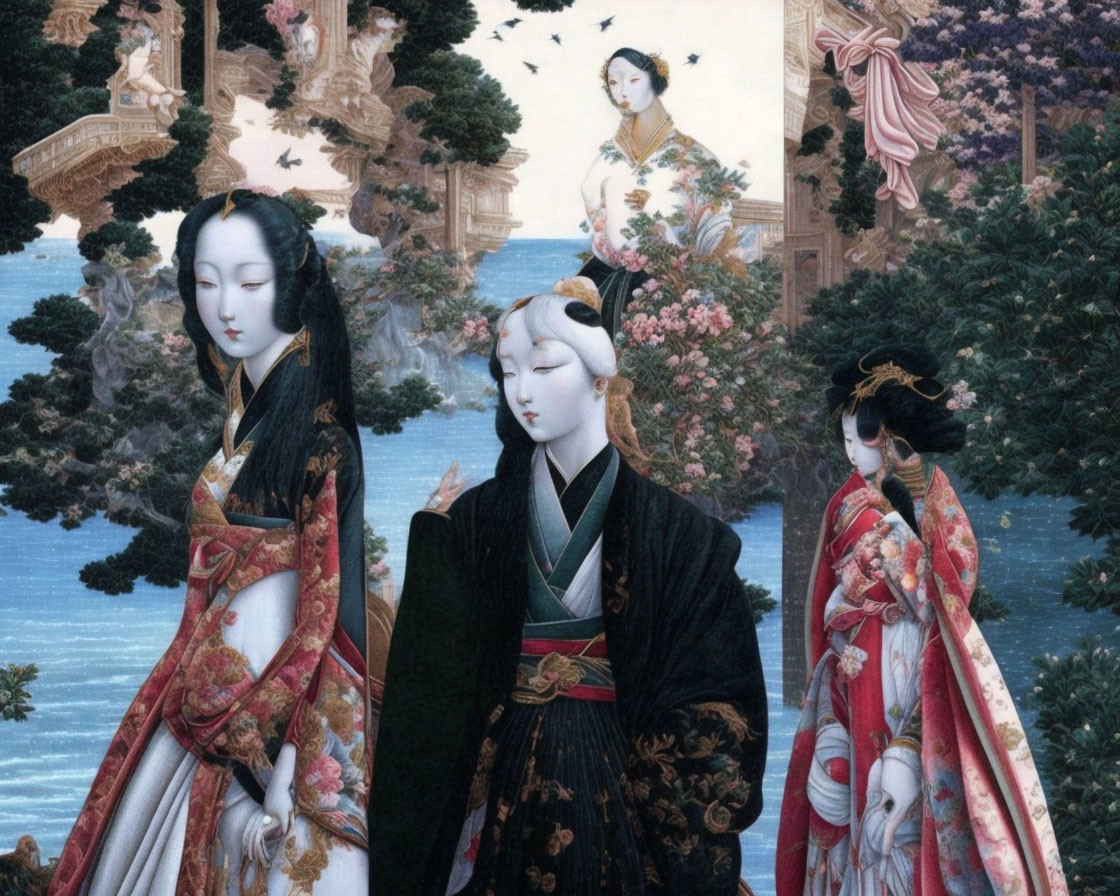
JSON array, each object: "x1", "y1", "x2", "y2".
[
  {"x1": 1021, "y1": 85, "x2": 1037, "y2": 185},
  {"x1": 780, "y1": 456, "x2": 832, "y2": 705}
]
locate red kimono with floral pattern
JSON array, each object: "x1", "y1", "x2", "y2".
[
  {"x1": 49, "y1": 428, "x2": 369, "y2": 896},
  {"x1": 776, "y1": 467, "x2": 1067, "y2": 896}
]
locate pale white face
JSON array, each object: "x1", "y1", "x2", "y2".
[
  {"x1": 842, "y1": 411, "x2": 884, "y2": 479},
  {"x1": 606, "y1": 57, "x2": 656, "y2": 114},
  {"x1": 499, "y1": 308, "x2": 601, "y2": 448},
  {"x1": 193, "y1": 213, "x2": 293, "y2": 380}
]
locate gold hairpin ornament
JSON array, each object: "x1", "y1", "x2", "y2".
[
  {"x1": 847, "y1": 356, "x2": 946, "y2": 412},
  {"x1": 220, "y1": 188, "x2": 236, "y2": 220}
]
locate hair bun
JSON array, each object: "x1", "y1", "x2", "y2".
[{"x1": 551, "y1": 276, "x2": 602, "y2": 312}]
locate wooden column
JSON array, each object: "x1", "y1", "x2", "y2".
[
  {"x1": 444, "y1": 163, "x2": 463, "y2": 254},
  {"x1": 203, "y1": 0, "x2": 219, "y2": 109}
]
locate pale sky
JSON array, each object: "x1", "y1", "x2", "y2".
[
  {"x1": 41, "y1": 0, "x2": 783, "y2": 250},
  {"x1": 460, "y1": 0, "x2": 784, "y2": 237}
]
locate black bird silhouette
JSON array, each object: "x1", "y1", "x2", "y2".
[
  {"x1": 490, "y1": 29, "x2": 503, "y2": 41},
  {"x1": 597, "y1": 16, "x2": 615, "y2": 31},
  {"x1": 523, "y1": 61, "x2": 539, "y2": 74},
  {"x1": 502, "y1": 17, "x2": 522, "y2": 27},
  {"x1": 276, "y1": 147, "x2": 302, "y2": 168},
  {"x1": 685, "y1": 53, "x2": 701, "y2": 65},
  {"x1": 550, "y1": 33, "x2": 562, "y2": 46}
]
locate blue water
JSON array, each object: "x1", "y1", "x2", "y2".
[{"x1": 0, "y1": 239, "x2": 1113, "y2": 894}]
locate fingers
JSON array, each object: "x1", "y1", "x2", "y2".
[
  {"x1": 438, "y1": 460, "x2": 459, "y2": 489},
  {"x1": 243, "y1": 810, "x2": 292, "y2": 867},
  {"x1": 427, "y1": 461, "x2": 466, "y2": 511},
  {"x1": 881, "y1": 798, "x2": 905, "y2": 856},
  {"x1": 624, "y1": 188, "x2": 650, "y2": 211}
]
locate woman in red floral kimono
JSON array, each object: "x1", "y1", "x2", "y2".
[
  {"x1": 776, "y1": 344, "x2": 1068, "y2": 896},
  {"x1": 49, "y1": 191, "x2": 370, "y2": 896}
]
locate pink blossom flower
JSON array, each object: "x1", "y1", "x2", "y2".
[
  {"x1": 265, "y1": 0, "x2": 302, "y2": 29},
  {"x1": 379, "y1": 262, "x2": 396, "y2": 274},
  {"x1": 461, "y1": 316, "x2": 491, "y2": 344},
  {"x1": 368, "y1": 561, "x2": 389, "y2": 581},
  {"x1": 674, "y1": 374, "x2": 693, "y2": 388},
  {"x1": 303, "y1": 754, "x2": 344, "y2": 808},
  {"x1": 618, "y1": 248, "x2": 649, "y2": 273},
  {"x1": 683, "y1": 462, "x2": 707, "y2": 479}
]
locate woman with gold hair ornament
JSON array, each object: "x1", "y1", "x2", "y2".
[
  {"x1": 49, "y1": 191, "x2": 371, "y2": 896},
  {"x1": 578, "y1": 47, "x2": 751, "y2": 338},
  {"x1": 775, "y1": 344, "x2": 1068, "y2": 896},
  {"x1": 369, "y1": 282, "x2": 768, "y2": 894}
]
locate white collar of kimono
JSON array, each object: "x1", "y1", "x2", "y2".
[{"x1": 531, "y1": 446, "x2": 605, "y2": 619}]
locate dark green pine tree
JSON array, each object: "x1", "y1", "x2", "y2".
[
  {"x1": 402, "y1": 51, "x2": 522, "y2": 165},
  {"x1": 0, "y1": 0, "x2": 108, "y2": 253},
  {"x1": 352, "y1": 0, "x2": 521, "y2": 166}
]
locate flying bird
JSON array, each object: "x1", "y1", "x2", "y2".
[
  {"x1": 490, "y1": 29, "x2": 503, "y2": 41},
  {"x1": 597, "y1": 16, "x2": 615, "y2": 31},
  {"x1": 550, "y1": 33, "x2": 562, "y2": 46},
  {"x1": 523, "y1": 61, "x2": 539, "y2": 74},
  {"x1": 685, "y1": 53, "x2": 701, "y2": 65},
  {"x1": 502, "y1": 17, "x2": 522, "y2": 27},
  {"x1": 276, "y1": 148, "x2": 302, "y2": 168}
]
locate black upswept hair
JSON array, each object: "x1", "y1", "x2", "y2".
[
  {"x1": 828, "y1": 343, "x2": 964, "y2": 533},
  {"x1": 176, "y1": 190, "x2": 360, "y2": 514},
  {"x1": 605, "y1": 47, "x2": 669, "y2": 96},
  {"x1": 827, "y1": 343, "x2": 964, "y2": 456}
]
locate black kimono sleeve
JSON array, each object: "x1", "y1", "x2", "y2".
[
  {"x1": 367, "y1": 507, "x2": 485, "y2": 895},
  {"x1": 604, "y1": 465, "x2": 768, "y2": 894}
]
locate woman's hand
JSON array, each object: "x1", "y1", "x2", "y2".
[
  {"x1": 425, "y1": 461, "x2": 464, "y2": 513},
  {"x1": 624, "y1": 188, "x2": 651, "y2": 211},
  {"x1": 245, "y1": 743, "x2": 296, "y2": 865},
  {"x1": 860, "y1": 747, "x2": 921, "y2": 876}
]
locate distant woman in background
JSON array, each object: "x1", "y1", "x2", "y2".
[
  {"x1": 50, "y1": 190, "x2": 370, "y2": 896},
  {"x1": 579, "y1": 47, "x2": 744, "y2": 336}
]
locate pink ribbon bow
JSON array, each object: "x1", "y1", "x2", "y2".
[{"x1": 816, "y1": 24, "x2": 944, "y2": 210}]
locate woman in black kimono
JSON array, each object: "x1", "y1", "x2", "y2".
[{"x1": 369, "y1": 288, "x2": 767, "y2": 895}]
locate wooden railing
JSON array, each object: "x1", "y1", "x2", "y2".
[{"x1": 12, "y1": 114, "x2": 170, "y2": 189}]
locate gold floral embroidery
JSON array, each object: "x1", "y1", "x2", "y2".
[
  {"x1": 997, "y1": 721, "x2": 1025, "y2": 751},
  {"x1": 525, "y1": 866, "x2": 558, "y2": 892},
  {"x1": 282, "y1": 823, "x2": 332, "y2": 895},
  {"x1": 468, "y1": 736, "x2": 499, "y2": 809},
  {"x1": 543, "y1": 823, "x2": 575, "y2": 856}
]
